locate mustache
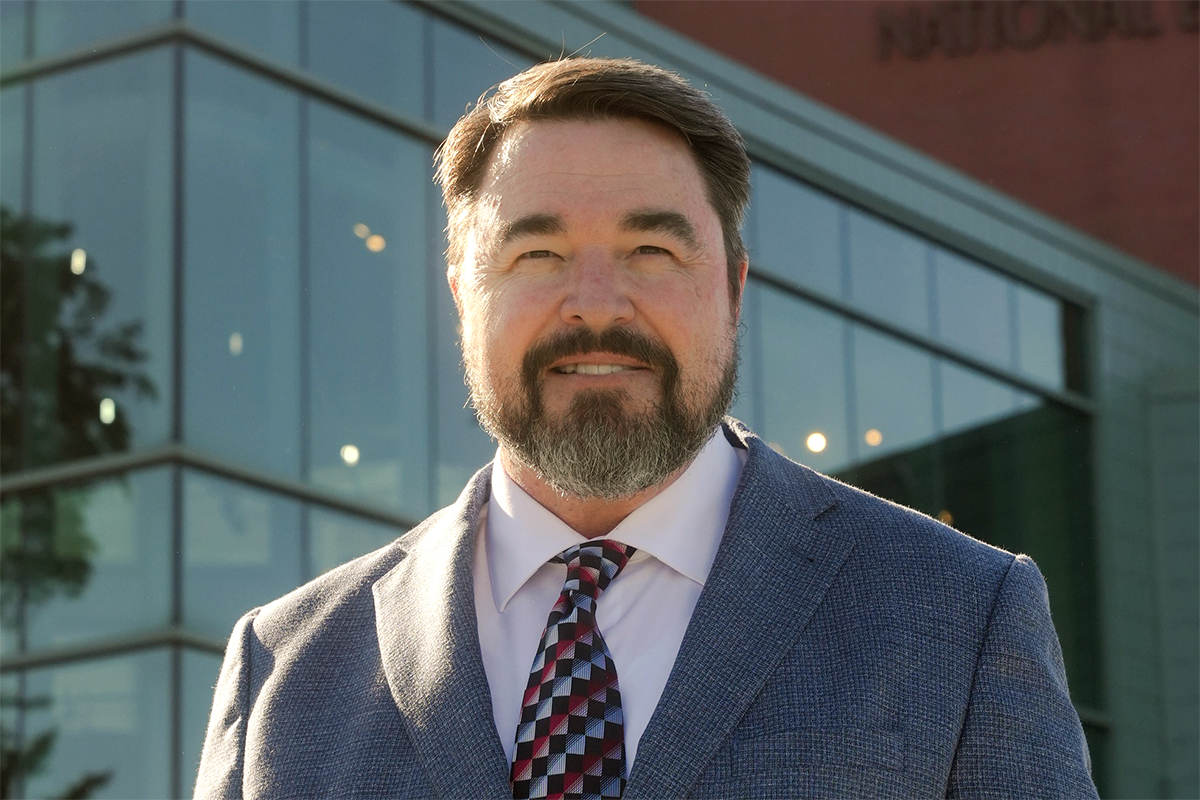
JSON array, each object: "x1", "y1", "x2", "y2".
[{"x1": 521, "y1": 327, "x2": 680, "y2": 388}]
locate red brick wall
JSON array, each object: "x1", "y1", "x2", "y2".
[{"x1": 637, "y1": 0, "x2": 1199, "y2": 286}]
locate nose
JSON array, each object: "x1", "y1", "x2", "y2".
[{"x1": 559, "y1": 248, "x2": 635, "y2": 329}]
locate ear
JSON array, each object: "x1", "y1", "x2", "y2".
[
  {"x1": 733, "y1": 257, "x2": 749, "y2": 320},
  {"x1": 447, "y1": 264, "x2": 462, "y2": 313}
]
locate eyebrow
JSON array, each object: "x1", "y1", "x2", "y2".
[
  {"x1": 494, "y1": 213, "x2": 568, "y2": 252},
  {"x1": 620, "y1": 209, "x2": 701, "y2": 252}
]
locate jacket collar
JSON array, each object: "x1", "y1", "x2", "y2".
[{"x1": 373, "y1": 419, "x2": 850, "y2": 798}]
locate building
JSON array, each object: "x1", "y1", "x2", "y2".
[{"x1": 0, "y1": 2, "x2": 1195, "y2": 798}]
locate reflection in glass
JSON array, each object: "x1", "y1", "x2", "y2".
[
  {"x1": 841, "y1": 327, "x2": 938, "y2": 513},
  {"x1": 1015, "y1": 284, "x2": 1066, "y2": 390},
  {"x1": 941, "y1": 360, "x2": 1019, "y2": 437},
  {"x1": 0, "y1": 87, "x2": 23, "y2": 213},
  {"x1": 751, "y1": 163, "x2": 842, "y2": 298},
  {"x1": 430, "y1": 18, "x2": 533, "y2": 128},
  {"x1": 309, "y1": 508, "x2": 403, "y2": 578},
  {"x1": 3, "y1": 470, "x2": 172, "y2": 654},
  {"x1": 308, "y1": 102, "x2": 431, "y2": 516},
  {"x1": 181, "y1": 649, "x2": 223, "y2": 795},
  {"x1": 754, "y1": 284, "x2": 851, "y2": 472},
  {"x1": 12, "y1": 649, "x2": 171, "y2": 799},
  {"x1": 934, "y1": 248, "x2": 1012, "y2": 368},
  {"x1": 184, "y1": 0, "x2": 299, "y2": 66},
  {"x1": 184, "y1": 50, "x2": 301, "y2": 477},
  {"x1": 306, "y1": 0, "x2": 424, "y2": 115},
  {"x1": 846, "y1": 209, "x2": 930, "y2": 335},
  {"x1": 852, "y1": 326, "x2": 936, "y2": 459},
  {"x1": 22, "y1": 50, "x2": 172, "y2": 465},
  {"x1": 183, "y1": 471, "x2": 302, "y2": 640},
  {"x1": 32, "y1": 0, "x2": 171, "y2": 60},
  {"x1": 1, "y1": 0, "x2": 26, "y2": 69}
]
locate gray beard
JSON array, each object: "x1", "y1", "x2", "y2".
[{"x1": 467, "y1": 326, "x2": 737, "y2": 500}]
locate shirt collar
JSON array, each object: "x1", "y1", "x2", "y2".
[{"x1": 484, "y1": 429, "x2": 745, "y2": 613}]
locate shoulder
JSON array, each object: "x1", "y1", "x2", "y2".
[
  {"x1": 245, "y1": 503, "x2": 457, "y2": 652},
  {"x1": 724, "y1": 418, "x2": 1020, "y2": 615}
]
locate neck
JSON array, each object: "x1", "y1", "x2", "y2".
[{"x1": 498, "y1": 448, "x2": 694, "y2": 538}]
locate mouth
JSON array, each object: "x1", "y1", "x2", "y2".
[{"x1": 551, "y1": 362, "x2": 643, "y2": 376}]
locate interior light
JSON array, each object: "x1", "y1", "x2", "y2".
[
  {"x1": 805, "y1": 432, "x2": 827, "y2": 453},
  {"x1": 70, "y1": 248, "x2": 87, "y2": 275},
  {"x1": 229, "y1": 332, "x2": 244, "y2": 356},
  {"x1": 340, "y1": 444, "x2": 360, "y2": 466},
  {"x1": 353, "y1": 223, "x2": 371, "y2": 239},
  {"x1": 365, "y1": 234, "x2": 386, "y2": 252},
  {"x1": 864, "y1": 428, "x2": 883, "y2": 447},
  {"x1": 936, "y1": 509, "x2": 954, "y2": 526},
  {"x1": 99, "y1": 398, "x2": 116, "y2": 425}
]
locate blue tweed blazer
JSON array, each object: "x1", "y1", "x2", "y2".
[{"x1": 195, "y1": 419, "x2": 1098, "y2": 798}]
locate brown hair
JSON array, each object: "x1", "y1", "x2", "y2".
[{"x1": 435, "y1": 57, "x2": 751, "y2": 302}]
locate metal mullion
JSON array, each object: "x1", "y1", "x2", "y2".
[
  {"x1": 1, "y1": 21, "x2": 446, "y2": 146},
  {"x1": 0, "y1": 445, "x2": 420, "y2": 530},
  {"x1": 0, "y1": 627, "x2": 225, "y2": 673}
]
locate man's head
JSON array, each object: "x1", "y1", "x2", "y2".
[{"x1": 435, "y1": 58, "x2": 751, "y2": 500}]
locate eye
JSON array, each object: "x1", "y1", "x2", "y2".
[
  {"x1": 519, "y1": 250, "x2": 556, "y2": 260},
  {"x1": 633, "y1": 245, "x2": 670, "y2": 256}
]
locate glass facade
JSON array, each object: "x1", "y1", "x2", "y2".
[{"x1": 0, "y1": 2, "x2": 1103, "y2": 796}]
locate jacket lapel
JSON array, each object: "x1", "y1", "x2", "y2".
[
  {"x1": 372, "y1": 465, "x2": 514, "y2": 799},
  {"x1": 625, "y1": 423, "x2": 855, "y2": 798}
]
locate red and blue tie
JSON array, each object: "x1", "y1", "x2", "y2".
[{"x1": 511, "y1": 540, "x2": 636, "y2": 800}]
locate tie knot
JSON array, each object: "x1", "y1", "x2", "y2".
[{"x1": 556, "y1": 540, "x2": 636, "y2": 601}]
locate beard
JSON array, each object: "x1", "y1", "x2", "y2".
[{"x1": 466, "y1": 326, "x2": 738, "y2": 500}]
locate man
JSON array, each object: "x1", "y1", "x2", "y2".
[{"x1": 196, "y1": 58, "x2": 1097, "y2": 799}]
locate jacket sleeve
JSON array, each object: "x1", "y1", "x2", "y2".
[
  {"x1": 193, "y1": 609, "x2": 261, "y2": 800},
  {"x1": 947, "y1": 555, "x2": 1098, "y2": 799}
]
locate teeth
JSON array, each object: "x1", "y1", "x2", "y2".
[{"x1": 556, "y1": 364, "x2": 633, "y2": 375}]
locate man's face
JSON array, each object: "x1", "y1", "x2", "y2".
[{"x1": 451, "y1": 118, "x2": 746, "y2": 499}]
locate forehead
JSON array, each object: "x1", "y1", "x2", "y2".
[{"x1": 476, "y1": 118, "x2": 712, "y2": 221}]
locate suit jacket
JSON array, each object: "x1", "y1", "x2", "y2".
[{"x1": 195, "y1": 419, "x2": 1098, "y2": 798}]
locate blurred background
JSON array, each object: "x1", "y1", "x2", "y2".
[{"x1": 0, "y1": 1, "x2": 1195, "y2": 797}]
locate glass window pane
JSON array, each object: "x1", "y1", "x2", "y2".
[
  {"x1": 756, "y1": 284, "x2": 851, "y2": 473},
  {"x1": 27, "y1": 50, "x2": 173, "y2": 469},
  {"x1": 184, "y1": 0, "x2": 299, "y2": 65},
  {"x1": 183, "y1": 471, "x2": 303, "y2": 640},
  {"x1": 1, "y1": 499, "x2": 21, "y2": 657},
  {"x1": 309, "y1": 508, "x2": 403, "y2": 578},
  {"x1": 181, "y1": 648, "x2": 223, "y2": 795},
  {"x1": 0, "y1": 87, "x2": 22, "y2": 210},
  {"x1": 1, "y1": 0, "x2": 25, "y2": 70},
  {"x1": 838, "y1": 327, "x2": 938, "y2": 515},
  {"x1": 940, "y1": 361, "x2": 1020, "y2": 438},
  {"x1": 18, "y1": 649, "x2": 171, "y2": 799},
  {"x1": 852, "y1": 327, "x2": 936, "y2": 460},
  {"x1": 306, "y1": 0, "x2": 424, "y2": 115},
  {"x1": 846, "y1": 209, "x2": 930, "y2": 335},
  {"x1": 11, "y1": 469, "x2": 172, "y2": 653},
  {"x1": 431, "y1": 18, "x2": 532, "y2": 128},
  {"x1": 934, "y1": 248, "x2": 1013, "y2": 368},
  {"x1": 32, "y1": 0, "x2": 171, "y2": 59},
  {"x1": 307, "y1": 102, "x2": 430, "y2": 516},
  {"x1": 1015, "y1": 284, "x2": 1066, "y2": 390},
  {"x1": 751, "y1": 163, "x2": 842, "y2": 298},
  {"x1": 184, "y1": 50, "x2": 301, "y2": 477},
  {"x1": 432, "y1": 202, "x2": 495, "y2": 508}
]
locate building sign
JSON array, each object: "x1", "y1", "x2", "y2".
[{"x1": 879, "y1": 0, "x2": 1199, "y2": 60}]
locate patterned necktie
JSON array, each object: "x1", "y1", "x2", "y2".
[{"x1": 511, "y1": 540, "x2": 637, "y2": 800}]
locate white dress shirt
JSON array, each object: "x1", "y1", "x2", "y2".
[{"x1": 473, "y1": 429, "x2": 746, "y2": 768}]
